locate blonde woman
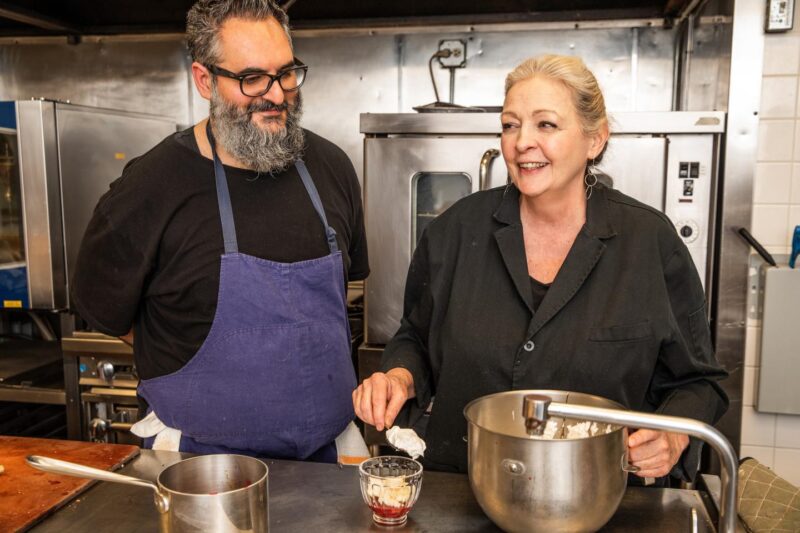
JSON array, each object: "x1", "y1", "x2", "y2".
[{"x1": 354, "y1": 55, "x2": 728, "y2": 483}]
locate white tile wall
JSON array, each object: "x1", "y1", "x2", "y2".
[
  {"x1": 758, "y1": 120, "x2": 794, "y2": 161},
  {"x1": 763, "y1": 35, "x2": 800, "y2": 75},
  {"x1": 791, "y1": 164, "x2": 800, "y2": 203},
  {"x1": 751, "y1": 204, "x2": 789, "y2": 245},
  {"x1": 741, "y1": 406, "x2": 777, "y2": 447},
  {"x1": 740, "y1": 445, "x2": 775, "y2": 469},
  {"x1": 742, "y1": 29, "x2": 800, "y2": 487},
  {"x1": 774, "y1": 449, "x2": 800, "y2": 486},
  {"x1": 754, "y1": 162, "x2": 792, "y2": 203},
  {"x1": 761, "y1": 77, "x2": 798, "y2": 118}
]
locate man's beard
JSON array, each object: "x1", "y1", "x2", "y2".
[{"x1": 209, "y1": 85, "x2": 305, "y2": 174}]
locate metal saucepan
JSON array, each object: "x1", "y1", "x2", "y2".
[{"x1": 27, "y1": 453, "x2": 268, "y2": 532}]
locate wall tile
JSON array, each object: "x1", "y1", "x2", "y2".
[
  {"x1": 751, "y1": 204, "x2": 790, "y2": 246},
  {"x1": 743, "y1": 366, "x2": 758, "y2": 407},
  {"x1": 745, "y1": 326, "x2": 761, "y2": 367},
  {"x1": 758, "y1": 121, "x2": 794, "y2": 161},
  {"x1": 761, "y1": 76, "x2": 798, "y2": 118},
  {"x1": 764, "y1": 35, "x2": 800, "y2": 75},
  {"x1": 788, "y1": 206, "x2": 800, "y2": 248},
  {"x1": 741, "y1": 407, "x2": 777, "y2": 447},
  {"x1": 754, "y1": 162, "x2": 792, "y2": 203},
  {"x1": 775, "y1": 414, "x2": 800, "y2": 449},
  {"x1": 773, "y1": 448, "x2": 800, "y2": 487},
  {"x1": 792, "y1": 164, "x2": 800, "y2": 203},
  {"x1": 740, "y1": 445, "x2": 775, "y2": 468}
]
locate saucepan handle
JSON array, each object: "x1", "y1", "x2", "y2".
[{"x1": 27, "y1": 455, "x2": 170, "y2": 513}]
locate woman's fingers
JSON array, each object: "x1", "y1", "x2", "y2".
[
  {"x1": 370, "y1": 374, "x2": 389, "y2": 431},
  {"x1": 627, "y1": 429, "x2": 689, "y2": 478},
  {"x1": 352, "y1": 370, "x2": 414, "y2": 431},
  {"x1": 384, "y1": 378, "x2": 409, "y2": 429}
]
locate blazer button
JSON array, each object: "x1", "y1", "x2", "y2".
[{"x1": 523, "y1": 340, "x2": 535, "y2": 352}]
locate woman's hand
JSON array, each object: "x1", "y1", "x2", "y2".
[
  {"x1": 627, "y1": 430, "x2": 689, "y2": 478},
  {"x1": 353, "y1": 369, "x2": 415, "y2": 431}
]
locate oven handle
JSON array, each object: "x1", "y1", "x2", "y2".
[{"x1": 479, "y1": 148, "x2": 500, "y2": 191}]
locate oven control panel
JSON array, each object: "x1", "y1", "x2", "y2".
[{"x1": 665, "y1": 135, "x2": 716, "y2": 288}]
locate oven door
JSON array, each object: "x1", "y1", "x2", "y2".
[{"x1": 364, "y1": 136, "x2": 503, "y2": 344}]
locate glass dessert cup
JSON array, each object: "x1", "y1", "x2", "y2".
[{"x1": 359, "y1": 456, "x2": 423, "y2": 526}]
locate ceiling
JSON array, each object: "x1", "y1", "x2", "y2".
[{"x1": 0, "y1": 1, "x2": 711, "y2": 37}]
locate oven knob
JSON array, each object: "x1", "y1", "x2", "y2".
[
  {"x1": 97, "y1": 361, "x2": 115, "y2": 382},
  {"x1": 676, "y1": 220, "x2": 699, "y2": 243}
]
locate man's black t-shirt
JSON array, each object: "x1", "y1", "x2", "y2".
[{"x1": 71, "y1": 127, "x2": 369, "y2": 381}]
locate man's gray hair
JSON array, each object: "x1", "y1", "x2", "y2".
[{"x1": 186, "y1": 0, "x2": 292, "y2": 66}]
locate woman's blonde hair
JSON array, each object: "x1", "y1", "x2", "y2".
[{"x1": 505, "y1": 55, "x2": 609, "y2": 142}]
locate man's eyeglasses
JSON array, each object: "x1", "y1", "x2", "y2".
[{"x1": 205, "y1": 58, "x2": 308, "y2": 97}]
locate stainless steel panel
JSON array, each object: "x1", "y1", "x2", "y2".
[
  {"x1": 361, "y1": 111, "x2": 726, "y2": 135},
  {"x1": 0, "y1": 21, "x2": 709, "y2": 187},
  {"x1": 294, "y1": 34, "x2": 400, "y2": 182},
  {"x1": 687, "y1": 19, "x2": 733, "y2": 111},
  {"x1": 55, "y1": 103, "x2": 175, "y2": 306},
  {"x1": 712, "y1": 0, "x2": 765, "y2": 453},
  {"x1": 0, "y1": 40, "x2": 193, "y2": 126},
  {"x1": 755, "y1": 267, "x2": 800, "y2": 415},
  {"x1": 597, "y1": 135, "x2": 666, "y2": 211},
  {"x1": 397, "y1": 28, "x2": 672, "y2": 113},
  {"x1": 364, "y1": 135, "x2": 502, "y2": 344},
  {"x1": 16, "y1": 100, "x2": 64, "y2": 308}
]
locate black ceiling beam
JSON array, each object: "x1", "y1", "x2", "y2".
[{"x1": 0, "y1": 1, "x2": 81, "y2": 34}]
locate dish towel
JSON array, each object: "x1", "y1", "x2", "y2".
[{"x1": 737, "y1": 457, "x2": 800, "y2": 532}]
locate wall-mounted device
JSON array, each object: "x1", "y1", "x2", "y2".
[{"x1": 766, "y1": 0, "x2": 794, "y2": 32}]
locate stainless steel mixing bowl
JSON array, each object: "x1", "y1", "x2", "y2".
[{"x1": 464, "y1": 390, "x2": 631, "y2": 533}]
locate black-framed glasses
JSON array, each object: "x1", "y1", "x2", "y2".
[{"x1": 205, "y1": 58, "x2": 308, "y2": 97}]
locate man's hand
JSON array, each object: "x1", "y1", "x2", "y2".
[
  {"x1": 352, "y1": 368, "x2": 414, "y2": 431},
  {"x1": 627, "y1": 429, "x2": 689, "y2": 478}
]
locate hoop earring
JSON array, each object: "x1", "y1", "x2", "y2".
[{"x1": 584, "y1": 159, "x2": 598, "y2": 200}]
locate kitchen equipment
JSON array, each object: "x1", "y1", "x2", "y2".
[
  {"x1": 463, "y1": 390, "x2": 634, "y2": 533},
  {"x1": 0, "y1": 436, "x2": 139, "y2": 532},
  {"x1": 360, "y1": 111, "x2": 725, "y2": 346},
  {"x1": 736, "y1": 227, "x2": 777, "y2": 267},
  {"x1": 517, "y1": 392, "x2": 739, "y2": 533},
  {"x1": 358, "y1": 455, "x2": 423, "y2": 526},
  {"x1": 0, "y1": 99, "x2": 175, "y2": 310},
  {"x1": 790, "y1": 225, "x2": 799, "y2": 268},
  {"x1": 756, "y1": 265, "x2": 800, "y2": 415},
  {"x1": 27, "y1": 453, "x2": 269, "y2": 533}
]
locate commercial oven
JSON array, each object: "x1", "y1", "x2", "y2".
[
  {"x1": 360, "y1": 111, "x2": 725, "y2": 346},
  {"x1": 0, "y1": 99, "x2": 175, "y2": 440},
  {"x1": 0, "y1": 99, "x2": 175, "y2": 310}
]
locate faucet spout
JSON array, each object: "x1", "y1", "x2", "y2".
[{"x1": 522, "y1": 394, "x2": 551, "y2": 436}]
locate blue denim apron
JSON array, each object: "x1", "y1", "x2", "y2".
[{"x1": 137, "y1": 122, "x2": 356, "y2": 460}]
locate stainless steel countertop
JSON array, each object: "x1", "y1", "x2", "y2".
[{"x1": 30, "y1": 449, "x2": 725, "y2": 532}]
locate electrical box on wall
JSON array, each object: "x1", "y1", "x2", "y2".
[{"x1": 766, "y1": 0, "x2": 794, "y2": 32}]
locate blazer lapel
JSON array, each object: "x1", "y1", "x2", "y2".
[
  {"x1": 493, "y1": 186, "x2": 534, "y2": 314},
  {"x1": 526, "y1": 231, "x2": 605, "y2": 337},
  {"x1": 527, "y1": 185, "x2": 617, "y2": 337}
]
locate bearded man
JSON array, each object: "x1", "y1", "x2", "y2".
[{"x1": 71, "y1": 0, "x2": 369, "y2": 462}]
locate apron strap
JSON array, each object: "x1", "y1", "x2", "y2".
[
  {"x1": 205, "y1": 121, "x2": 239, "y2": 254},
  {"x1": 205, "y1": 121, "x2": 338, "y2": 255},
  {"x1": 295, "y1": 160, "x2": 339, "y2": 254}
]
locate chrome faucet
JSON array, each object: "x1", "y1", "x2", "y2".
[{"x1": 522, "y1": 394, "x2": 739, "y2": 533}]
